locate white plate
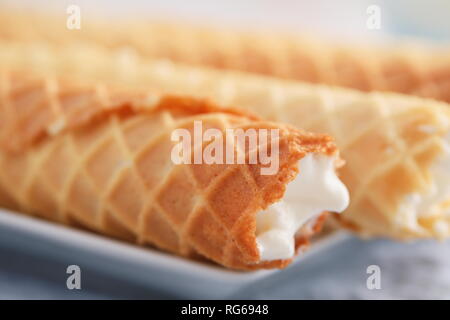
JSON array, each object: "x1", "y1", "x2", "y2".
[{"x1": 0, "y1": 208, "x2": 350, "y2": 298}]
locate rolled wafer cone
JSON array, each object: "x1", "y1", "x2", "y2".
[
  {"x1": 0, "y1": 10, "x2": 449, "y2": 102},
  {"x1": 0, "y1": 72, "x2": 345, "y2": 270},
  {"x1": 1, "y1": 41, "x2": 448, "y2": 239}
]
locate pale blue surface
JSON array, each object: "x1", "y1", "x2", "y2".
[{"x1": 1, "y1": 238, "x2": 450, "y2": 299}]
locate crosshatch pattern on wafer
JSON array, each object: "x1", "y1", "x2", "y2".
[{"x1": 0, "y1": 73, "x2": 340, "y2": 270}]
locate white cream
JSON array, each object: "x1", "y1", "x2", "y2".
[
  {"x1": 398, "y1": 132, "x2": 450, "y2": 234},
  {"x1": 256, "y1": 154, "x2": 350, "y2": 261}
]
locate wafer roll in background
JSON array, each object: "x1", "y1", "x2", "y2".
[{"x1": 0, "y1": 10, "x2": 449, "y2": 102}]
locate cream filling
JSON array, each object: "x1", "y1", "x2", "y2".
[
  {"x1": 255, "y1": 154, "x2": 350, "y2": 261},
  {"x1": 399, "y1": 132, "x2": 450, "y2": 235}
]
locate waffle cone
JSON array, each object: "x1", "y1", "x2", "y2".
[
  {"x1": 0, "y1": 73, "x2": 340, "y2": 270},
  {"x1": 1, "y1": 42, "x2": 448, "y2": 239},
  {"x1": 0, "y1": 11, "x2": 449, "y2": 102}
]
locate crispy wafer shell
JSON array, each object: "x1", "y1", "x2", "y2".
[{"x1": 0, "y1": 73, "x2": 340, "y2": 269}]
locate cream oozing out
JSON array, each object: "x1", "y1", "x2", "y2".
[
  {"x1": 398, "y1": 131, "x2": 450, "y2": 236},
  {"x1": 255, "y1": 153, "x2": 350, "y2": 261}
]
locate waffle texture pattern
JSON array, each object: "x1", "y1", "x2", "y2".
[{"x1": 0, "y1": 73, "x2": 338, "y2": 269}]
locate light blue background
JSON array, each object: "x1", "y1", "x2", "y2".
[{"x1": 2, "y1": 237, "x2": 450, "y2": 299}]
